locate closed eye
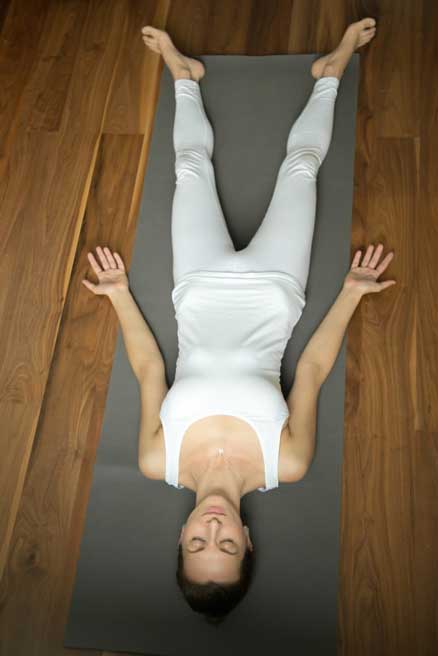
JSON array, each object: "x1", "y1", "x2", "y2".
[{"x1": 188, "y1": 538, "x2": 238, "y2": 555}]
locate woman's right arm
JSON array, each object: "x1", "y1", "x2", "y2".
[
  {"x1": 82, "y1": 246, "x2": 168, "y2": 475},
  {"x1": 81, "y1": 245, "x2": 165, "y2": 380}
]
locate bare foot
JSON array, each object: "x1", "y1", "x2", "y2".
[
  {"x1": 311, "y1": 18, "x2": 377, "y2": 81},
  {"x1": 141, "y1": 26, "x2": 205, "y2": 82}
]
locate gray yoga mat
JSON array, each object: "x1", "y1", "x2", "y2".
[{"x1": 64, "y1": 54, "x2": 359, "y2": 656}]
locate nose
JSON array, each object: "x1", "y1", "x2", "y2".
[
  {"x1": 207, "y1": 516, "x2": 222, "y2": 525},
  {"x1": 206, "y1": 516, "x2": 223, "y2": 536},
  {"x1": 206, "y1": 517, "x2": 223, "y2": 543}
]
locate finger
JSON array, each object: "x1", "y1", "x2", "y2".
[
  {"x1": 361, "y1": 244, "x2": 375, "y2": 267},
  {"x1": 96, "y1": 246, "x2": 110, "y2": 270},
  {"x1": 87, "y1": 251, "x2": 102, "y2": 275},
  {"x1": 113, "y1": 252, "x2": 126, "y2": 271},
  {"x1": 351, "y1": 249, "x2": 362, "y2": 269},
  {"x1": 375, "y1": 252, "x2": 394, "y2": 276},
  {"x1": 368, "y1": 243, "x2": 384, "y2": 268},
  {"x1": 103, "y1": 246, "x2": 117, "y2": 269}
]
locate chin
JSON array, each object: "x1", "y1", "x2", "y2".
[
  {"x1": 200, "y1": 495, "x2": 230, "y2": 511},
  {"x1": 204, "y1": 494, "x2": 227, "y2": 502}
]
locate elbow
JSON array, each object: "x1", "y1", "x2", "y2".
[{"x1": 296, "y1": 359, "x2": 325, "y2": 387}]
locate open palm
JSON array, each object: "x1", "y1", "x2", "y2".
[
  {"x1": 82, "y1": 246, "x2": 129, "y2": 296},
  {"x1": 343, "y1": 243, "x2": 397, "y2": 296}
]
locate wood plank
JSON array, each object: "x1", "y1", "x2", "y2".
[
  {"x1": 343, "y1": 137, "x2": 417, "y2": 655},
  {"x1": 103, "y1": 0, "x2": 167, "y2": 134},
  {"x1": 0, "y1": 0, "x2": 12, "y2": 35},
  {"x1": 368, "y1": 0, "x2": 421, "y2": 139},
  {"x1": 0, "y1": 0, "x2": 128, "y2": 582},
  {"x1": 412, "y1": 1, "x2": 438, "y2": 654},
  {"x1": 286, "y1": 0, "x2": 348, "y2": 54},
  {"x1": 338, "y1": 1, "x2": 435, "y2": 654},
  {"x1": 14, "y1": 0, "x2": 89, "y2": 133},
  {"x1": 0, "y1": 0, "x2": 49, "y2": 161}
]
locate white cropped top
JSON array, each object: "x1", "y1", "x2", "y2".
[{"x1": 159, "y1": 270, "x2": 306, "y2": 492}]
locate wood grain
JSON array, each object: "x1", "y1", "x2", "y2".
[{"x1": 0, "y1": 1, "x2": 436, "y2": 655}]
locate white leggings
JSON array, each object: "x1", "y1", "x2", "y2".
[{"x1": 171, "y1": 76, "x2": 340, "y2": 295}]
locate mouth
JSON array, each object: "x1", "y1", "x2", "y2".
[
  {"x1": 204, "y1": 505, "x2": 225, "y2": 515},
  {"x1": 203, "y1": 511, "x2": 226, "y2": 516}
]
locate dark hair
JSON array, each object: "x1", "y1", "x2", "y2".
[{"x1": 176, "y1": 541, "x2": 255, "y2": 624}]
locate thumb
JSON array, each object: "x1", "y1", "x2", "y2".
[
  {"x1": 379, "y1": 280, "x2": 397, "y2": 291},
  {"x1": 82, "y1": 279, "x2": 96, "y2": 293}
]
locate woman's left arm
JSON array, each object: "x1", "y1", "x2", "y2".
[{"x1": 297, "y1": 243, "x2": 397, "y2": 386}]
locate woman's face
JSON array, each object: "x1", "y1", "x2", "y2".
[{"x1": 178, "y1": 498, "x2": 253, "y2": 584}]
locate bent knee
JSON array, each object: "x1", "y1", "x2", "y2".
[
  {"x1": 282, "y1": 147, "x2": 322, "y2": 180},
  {"x1": 174, "y1": 147, "x2": 212, "y2": 184}
]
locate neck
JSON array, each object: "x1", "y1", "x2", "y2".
[{"x1": 192, "y1": 451, "x2": 246, "y2": 510}]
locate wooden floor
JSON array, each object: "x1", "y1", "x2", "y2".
[{"x1": 0, "y1": 0, "x2": 436, "y2": 654}]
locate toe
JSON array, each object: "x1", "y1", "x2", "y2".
[{"x1": 362, "y1": 17, "x2": 377, "y2": 28}]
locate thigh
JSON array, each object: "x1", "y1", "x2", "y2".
[
  {"x1": 243, "y1": 149, "x2": 320, "y2": 292},
  {"x1": 171, "y1": 148, "x2": 235, "y2": 285}
]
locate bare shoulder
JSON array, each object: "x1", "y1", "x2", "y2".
[{"x1": 139, "y1": 426, "x2": 197, "y2": 490}]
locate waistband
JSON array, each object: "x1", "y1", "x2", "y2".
[{"x1": 172, "y1": 269, "x2": 306, "y2": 300}]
